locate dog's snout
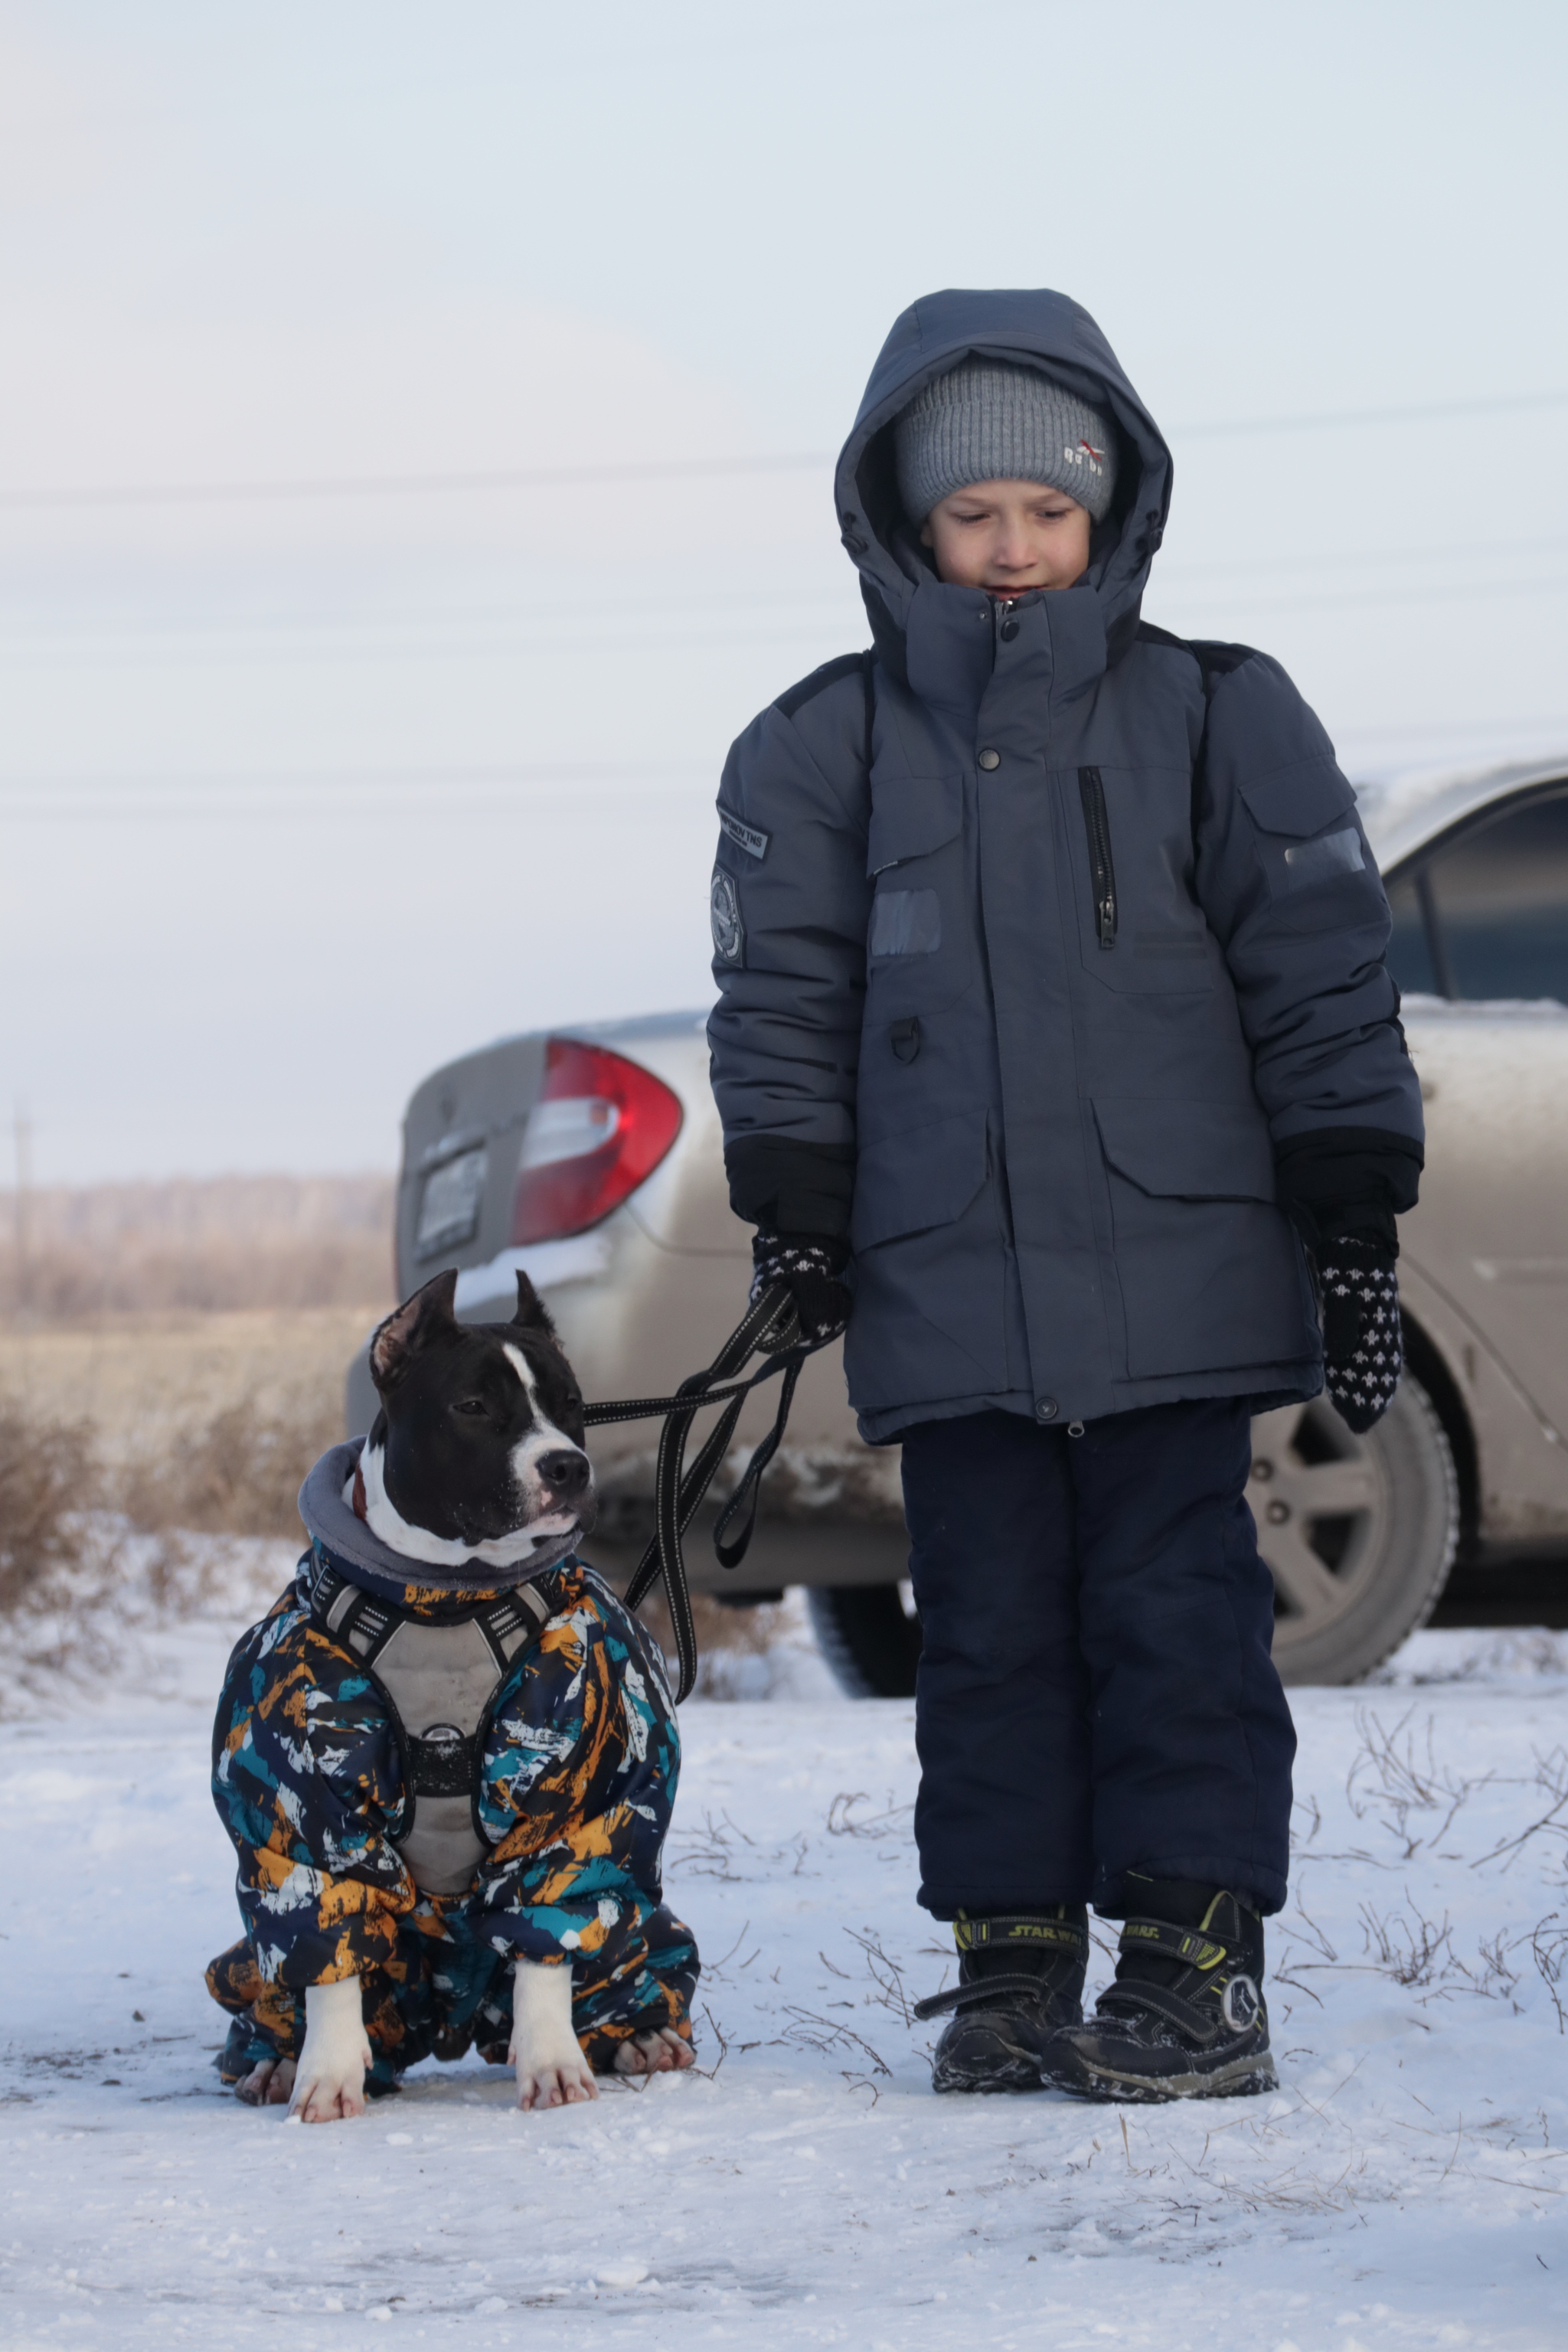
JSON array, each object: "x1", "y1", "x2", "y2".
[{"x1": 537, "y1": 1448, "x2": 590, "y2": 1501}]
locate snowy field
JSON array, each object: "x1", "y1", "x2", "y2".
[{"x1": 3, "y1": 1549, "x2": 1568, "y2": 2349}]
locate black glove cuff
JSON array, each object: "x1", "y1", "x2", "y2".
[
  {"x1": 1276, "y1": 1125, "x2": 1423, "y2": 1261},
  {"x1": 725, "y1": 1138, "x2": 855, "y2": 1240}
]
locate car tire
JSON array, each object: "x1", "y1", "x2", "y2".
[
  {"x1": 806, "y1": 1374, "x2": 1460, "y2": 1698},
  {"x1": 1255, "y1": 1371, "x2": 1459, "y2": 1685},
  {"x1": 806, "y1": 1582, "x2": 921, "y2": 1698}
]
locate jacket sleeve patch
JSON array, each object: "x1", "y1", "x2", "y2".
[
  {"x1": 710, "y1": 867, "x2": 745, "y2": 964},
  {"x1": 717, "y1": 806, "x2": 770, "y2": 861},
  {"x1": 1281, "y1": 828, "x2": 1364, "y2": 890}
]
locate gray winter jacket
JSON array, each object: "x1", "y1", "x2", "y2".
[{"x1": 707, "y1": 289, "x2": 1423, "y2": 1443}]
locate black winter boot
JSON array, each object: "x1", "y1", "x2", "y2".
[
  {"x1": 1047, "y1": 1878, "x2": 1276, "y2": 2102},
  {"x1": 914, "y1": 1908, "x2": 1089, "y2": 2094}
]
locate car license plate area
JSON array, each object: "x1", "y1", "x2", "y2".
[{"x1": 415, "y1": 1146, "x2": 488, "y2": 1257}]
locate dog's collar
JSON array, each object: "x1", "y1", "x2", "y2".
[{"x1": 297, "y1": 1439, "x2": 580, "y2": 1605}]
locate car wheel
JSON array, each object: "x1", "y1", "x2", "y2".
[
  {"x1": 1254, "y1": 1373, "x2": 1459, "y2": 1685},
  {"x1": 807, "y1": 1581, "x2": 921, "y2": 1698}
]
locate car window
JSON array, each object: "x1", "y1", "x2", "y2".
[
  {"x1": 1384, "y1": 869, "x2": 1441, "y2": 996},
  {"x1": 1385, "y1": 786, "x2": 1568, "y2": 1006},
  {"x1": 1427, "y1": 789, "x2": 1568, "y2": 1003}
]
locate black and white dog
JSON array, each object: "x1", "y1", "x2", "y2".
[
  {"x1": 214, "y1": 1269, "x2": 696, "y2": 2122},
  {"x1": 357, "y1": 1271, "x2": 595, "y2": 1574}
]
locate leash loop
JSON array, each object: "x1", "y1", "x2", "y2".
[{"x1": 580, "y1": 1281, "x2": 818, "y2": 1704}]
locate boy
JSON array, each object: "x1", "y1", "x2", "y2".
[{"x1": 707, "y1": 289, "x2": 1420, "y2": 2101}]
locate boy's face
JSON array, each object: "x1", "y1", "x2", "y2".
[{"x1": 920, "y1": 479, "x2": 1091, "y2": 597}]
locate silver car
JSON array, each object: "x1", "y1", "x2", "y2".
[{"x1": 347, "y1": 755, "x2": 1568, "y2": 1690}]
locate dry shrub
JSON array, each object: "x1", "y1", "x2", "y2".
[
  {"x1": 118, "y1": 1390, "x2": 343, "y2": 1540},
  {"x1": 0, "y1": 1403, "x2": 100, "y2": 1615}
]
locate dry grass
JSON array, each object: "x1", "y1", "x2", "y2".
[
  {"x1": 1, "y1": 1298, "x2": 364, "y2": 1547},
  {"x1": 0, "y1": 1219, "x2": 792, "y2": 1686},
  {"x1": 1, "y1": 1174, "x2": 394, "y2": 1320},
  {"x1": 0, "y1": 1305, "x2": 373, "y2": 1454},
  {"x1": 0, "y1": 1173, "x2": 390, "y2": 1570},
  {"x1": 117, "y1": 1390, "x2": 344, "y2": 1540},
  {"x1": 0, "y1": 1356, "x2": 789, "y2": 1692}
]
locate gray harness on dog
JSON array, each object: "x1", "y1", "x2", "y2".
[{"x1": 305, "y1": 1544, "x2": 553, "y2": 1896}]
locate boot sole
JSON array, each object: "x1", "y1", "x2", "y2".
[
  {"x1": 1050, "y1": 2047, "x2": 1278, "y2": 2104},
  {"x1": 933, "y1": 2053, "x2": 1045, "y2": 2095},
  {"x1": 929, "y1": 2001, "x2": 1084, "y2": 2097}
]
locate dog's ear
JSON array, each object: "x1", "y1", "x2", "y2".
[
  {"x1": 370, "y1": 1269, "x2": 460, "y2": 1392},
  {"x1": 511, "y1": 1269, "x2": 559, "y2": 1341}
]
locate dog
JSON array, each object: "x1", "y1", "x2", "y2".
[{"x1": 206, "y1": 1268, "x2": 698, "y2": 2122}]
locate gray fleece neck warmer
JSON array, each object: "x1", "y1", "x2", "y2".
[
  {"x1": 894, "y1": 357, "x2": 1118, "y2": 524},
  {"x1": 296, "y1": 1439, "x2": 580, "y2": 1603}
]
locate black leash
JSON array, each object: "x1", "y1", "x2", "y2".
[{"x1": 580, "y1": 1281, "x2": 816, "y2": 1704}]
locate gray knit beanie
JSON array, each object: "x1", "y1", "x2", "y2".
[{"x1": 894, "y1": 359, "x2": 1119, "y2": 525}]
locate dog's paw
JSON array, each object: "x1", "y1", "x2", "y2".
[
  {"x1": 514, "y1": 2048, "x2": 599, "y2": 2110},
  {"x1": 613, "y1": 2027, "x2": 695, "y2": 2078},
  {"x1": 284, "y1": 1978, "x2": 371, "y2": 2123},
  {"x1": 289, "y1": 2055, "x2": 369, "y2": 2124},
  {"x1": 235, "y1": 2055, "x2": 296, "y2": 2107}
]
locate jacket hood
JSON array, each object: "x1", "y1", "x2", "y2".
[
  {"x1": 297, "y1": 1439, "x2": 580, "y2": 1609},
  {"x1": 835, "y1": 288, "x2": 1172, "y2": 671}
]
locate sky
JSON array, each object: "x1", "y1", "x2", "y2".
[{"x1": 2, "y1": 0, "x2": 1567, "y2": 1181}]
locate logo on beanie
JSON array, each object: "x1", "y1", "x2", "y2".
[{"x1": 1064, "y1": 440, "x2": 1106, "y2": 476}]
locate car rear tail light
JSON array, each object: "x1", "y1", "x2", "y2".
[{"x1": 510, "y1": 1037, "x2": 684, "y2": 1246}]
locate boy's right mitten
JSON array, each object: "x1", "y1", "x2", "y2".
[
  {"x1": 1316, "y1": 1239, "x2": 1402, "y2": 1432},
  {"x1": 749, "y1": 1230, "x2": 851, "y2": 1346}
]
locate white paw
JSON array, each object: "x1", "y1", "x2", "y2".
[
  {"x1": 235, "y1": 2054, "x2": 297, "y2": 2107},
  {"x1": 612, "y1": 2027, "x2": 694, "y2": 2077},
  {"x1": 509, "y1": 1955, "x2": 596, "y2": 2110},
  {"x1": 513, "y1": 2047, "x2": 599, "y2": 2110},
  {"x1": 289, "y1": 2053, "x2": 371, "y2": 2124},
  {"x1": 287, "y1": 1979, "x2": 371, "y2": 2124}
]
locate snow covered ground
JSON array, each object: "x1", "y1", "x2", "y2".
[{"x1": 3, "y1": 1551, "x2": 1568, "y2": 2349}]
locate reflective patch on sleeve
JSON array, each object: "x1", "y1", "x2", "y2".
[
  {"x1": 870, "y1": 887, "x2": 941, "y2": 957},
  {"x1": 1281, "y1": 827, "x2": 1365, "y2": 889},
  {"x1": 717, "y1": 807, "x2": 769, "y2": 861},
  {"x1": 710, "y1": 868, "x2": 745, "y2": 964}
]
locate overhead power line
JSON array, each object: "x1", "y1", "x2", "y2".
[
  {"x1": 2, "y1": 388, "x2": 1566, "y2": 512},
  {"x1": 1179, "y1": 387, "x2": 1568, "y2": 439},
  {"x1": 0, "y1": 452, "x2": 831, "y2": 512},
  {"x1": 2, "y1": 567, "x2": 1566, "y2": 678},
  {"x1": 4, "y1": 524, "x2": 1565, "y2": 655}
]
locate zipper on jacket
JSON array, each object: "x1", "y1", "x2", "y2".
[{"x1": 1078, "y1": 766, "x2": 1117, "y2": 949}]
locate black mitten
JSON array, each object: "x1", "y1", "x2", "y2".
[
  {"x1": 1315, "y1": 1240, "x2": 1403, "y2": 1432},
  {"x1": 750, "y1": 1230, "x2": 851, "y2": 1346}
]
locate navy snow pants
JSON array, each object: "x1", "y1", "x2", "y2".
[{"x1": 900, "y1": 1398, "x2": 1295, "y2": 1920}]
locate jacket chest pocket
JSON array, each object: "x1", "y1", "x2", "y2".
[
  {"x1": 865, "y1": 772, "x2": 972, "y2": 1014},
  {"x1": 1071, "y1": 764, "x2": 1218, "y2": 994}
]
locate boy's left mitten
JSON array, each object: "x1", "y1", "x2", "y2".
[
  {"x1": 1316, "y1": 1240, "x2": 1403, "y2": 1432},
  {"x1": 750, "y1": 1230, "x2": 851, "y2": 1346}
]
